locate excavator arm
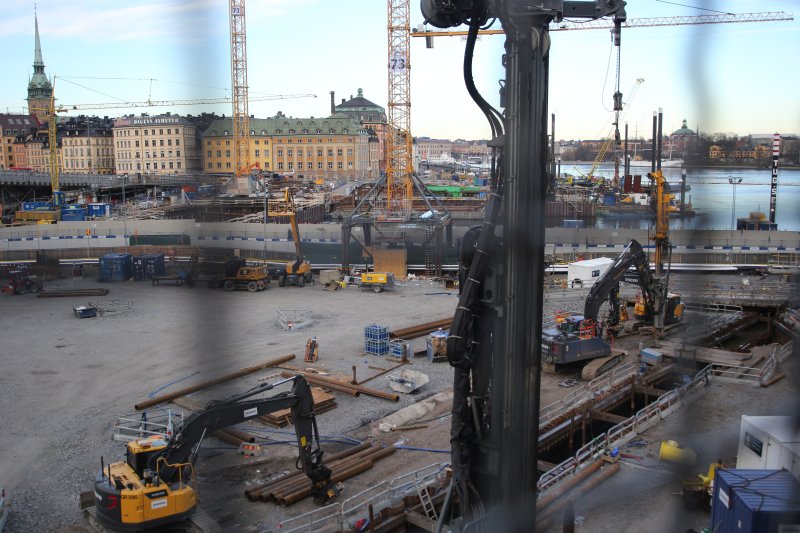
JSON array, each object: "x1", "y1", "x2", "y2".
[
  {"x1": 152, "y1": 375, "x2": 331, "y2": 501},
  {"x1": 583, "y1": 239, "x2": 652, "y2": 324}
]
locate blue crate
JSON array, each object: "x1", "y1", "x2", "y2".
[
  {"x1": 365, "y1": 339, "x2": 389, "y2": 355},
  {"x1": 389, "y1": 340, "x2": 411, "y2": 359},
  {"x1": 364, "y1": 324, "x2": 389, "y2": 342}
]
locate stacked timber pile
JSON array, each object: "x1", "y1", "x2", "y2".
[
  {"x1": 654, "y1": 340, "x2": 752, "y2": 366},
  {"x1": 244, "y1": 442, "x2": 396, "y2": 505},
  {"x1": 255, "y1": 387, "x2": 336, "y2": 427}
]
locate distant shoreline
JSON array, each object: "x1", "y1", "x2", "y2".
[{"x1": 559, "y1": 161, "x2": 800, "y2": 170}]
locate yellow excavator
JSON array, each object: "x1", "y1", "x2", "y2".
[
  {"x1": 269, "y1": 188, "x2": 313, "y2": 287},
  {"x1": 93, "y1": 376, "x2": 333, "y2": 530}
]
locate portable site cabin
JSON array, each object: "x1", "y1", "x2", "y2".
[
  {"x1": 566, "y1": 257, "x2": 614, "y2": 288},
  {"x1": 736, "y1": 415, "x2": 800, "y2": 478}
]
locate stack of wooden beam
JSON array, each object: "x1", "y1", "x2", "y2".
[{"x1": 256, "y1": 387, "x2": 337, "y2": 427}]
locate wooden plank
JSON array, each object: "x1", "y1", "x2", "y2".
[
  {"x1": 589, "y1": 409, "x2": 628, "y2": 425},
  {"x1": 373, "y1": 248, "x2": 407, "y2": 278}
]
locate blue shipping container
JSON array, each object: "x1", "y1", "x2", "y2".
[
  {"x1": 88, "y1": 203, "x2": 112, "y2": 218},
  {"x1": 604, "y1": 194, "x2": 616, "y2": 206},
  {"x1": 60, "y1": 208, "x2": 86, "y2": 221},
  {"x1": 22, "y1": 201, "x2": 49, "y2": 211},
  {"x1": 99, "y1": 253, "x2": 132, "y2": 282},
  {"x1": 710, "y1": 469, "x2": 800, "y2": 533},
  {"x1": 132, "y1": 254, "x2": 166, "y2": 281}
]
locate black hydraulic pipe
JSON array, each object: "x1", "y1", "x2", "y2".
[
  {"x1": 624, "y1": 123, "x2": 629, "y2": 179},
  {"x1": 651, "y1": 111, "x2": 657, "y2": 174},
  {"x1": 657, "y1": 108, "x2": 663, "y2": 172}
]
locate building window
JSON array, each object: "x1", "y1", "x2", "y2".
[
  {"x1": 217, "y1": 162, "x2": 222, "y2": 168},
  {"x1": 167, "y1": 139, "x2": 172, "y2": 146},
  {"x1": 278, "y1": 162, "x2": 283, "y2": 170},
  {"x1": 176, "y1": 128, "x2": 180, "y2": 134},
  {"x1": 177, "y1": 162, "x2": 181, "y2": 169},
  {"x1": 159, "y1": 129, "x2": 163, "y2": 135},
  {"x1": 207, "y1": 150, "x2": 212, "y2": 157},
  {"x1": 337, "y1": 162, "x2": 343, "y2": 169},
  {"x1": 317, "y1": 149, "x2": 323, "y2": 157},
  {"x1": 347, "y1": 148, "x2": 353, "y2": 157},
  {"x1": 144, "y1": 140, "x2": 149, "y2": 147},
  {"x1": 225, "y1": 162, "x2": 231, "y2": 168},
  {"x1": 255, "y1": 149, "x2": 260, "y2": 157},
  {"x1": 144, "y1": 130, "x2": 148, "y2": 135},
  {"x1": 176, "y1": 139, "x2": 180, "y2": 146},
  {"x1": 277, "y1": 149, "x2": 283, "y2": 157},
  {"x1": 288, "y1": 162, "x2": 293, "y2": 170},
  {"x1": 160, "y1": 151, "x2": 165, "y2": 158},
  {"x1": 216, "y1": 150, "x2": 221, "y2": 157},
  {"x1": 288, "y1": 149, "x2": 293, "y2": 157},
  {"x1": 327, "y1": 149, "x2": 333, "y2": 157},
  {"x1": 206, "y1": 140, "x2": 211, "y2": 146},
  {"x1": 169, "y1": 162, "x2": 174, "y2": 169},
  {"x1": 348, "y1": 161, "x2": 353, "y2": 169},
  {"x1": 208, "y1": 162, "x2": 212, "y2": 168},
  {"x1": 176, "y1": 150, "x2": 180, "y2": 157},
  {"x1": 327, "y1": 162, "x2": 333, "y2": 170},
  {"x1": 264, "y1": 149, "x2": 269, "y2": 157},
  {"x1": 225, "y1": 150, "x2": 230, "y2": 157},
  {"x1": 289, "y1": 129, "x2": 295, "y2": 134},
  {"x1": 337, "y1": 149, "x2": 343, "y2": 156}
]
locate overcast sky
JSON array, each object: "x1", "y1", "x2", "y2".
[{"x1": 1, "y1": 0, "x2": 797, "y2": 141}]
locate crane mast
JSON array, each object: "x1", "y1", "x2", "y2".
[
  {"x1": 229, "y1": 0, "x2": 252, "y2": 196},
  {"x1": 387, "y1": 0, "x2": 415, "y2": 216}
]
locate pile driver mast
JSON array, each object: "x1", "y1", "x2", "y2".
[{"x1": 420, "y1": 0, "x2": 626, "y2": 530}]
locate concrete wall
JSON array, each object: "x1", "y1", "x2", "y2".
[{"x1": 2, "y1": 220, "x2": 799, "y2": 261}]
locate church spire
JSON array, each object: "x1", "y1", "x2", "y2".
[
  {"x1": 34, "y1": 11, "x2": 45, "y2": 70},
  {"x1": 27, "y1": 9, "x2": 53, "y2": 120}
]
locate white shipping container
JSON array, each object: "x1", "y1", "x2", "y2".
[
  {"x1": 567, "y1": 257, "x2": 614, "y2": 288},
  {"x1": 736, "y1": 415, "x2": 800, "y2": 479}
]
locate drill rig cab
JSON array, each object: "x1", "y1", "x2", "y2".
[{"x1": 93, "y1": 375, "x2": 333, "y2": 531}]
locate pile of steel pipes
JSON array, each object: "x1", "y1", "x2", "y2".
[
  {"x1": 244, "y1": 442, "x2": 396, "y2": 505},
  {"x1": 390, "y1": 317, "x2": 453, "y2": 339}
]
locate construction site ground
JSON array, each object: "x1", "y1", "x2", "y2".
[{"x1": 0, "y1": 272, "x2": 796, "y2": 532}]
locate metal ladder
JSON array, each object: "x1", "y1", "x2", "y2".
[
  {"x1": 424, "y1": 225, "x2": 434, "y2": 277},
  {"x1": 415, "y1": 478, "x2": 438, "y2": 521}
]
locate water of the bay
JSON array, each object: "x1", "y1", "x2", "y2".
[{"x1": 566, "y1": 163, "x2": 800, "y2": 231}]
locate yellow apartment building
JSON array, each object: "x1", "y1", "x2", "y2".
[{"x1": 201, "y1": 114, "x2": 370, "y2": 181}]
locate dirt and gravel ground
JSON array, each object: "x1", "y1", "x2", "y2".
[
  {"x1": 2, "y1": 270, "x2": 795, "y2": 532},
  {"x1": 0, "y1": 275, "x2": 463, "y2": 532}
]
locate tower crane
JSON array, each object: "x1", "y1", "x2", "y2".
[
  {"x1": 54, "y1": 93, "x2": 316, "y2": 113},
  {"x1": 228, "y1": 0, "x2": 252, "y2": 196},
  {"x1": 412, "y1": 11, "x2": 794, "y2": 38},
  {"x1": 386, "y1": 0, "x2": 415, "y2": 215}
]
